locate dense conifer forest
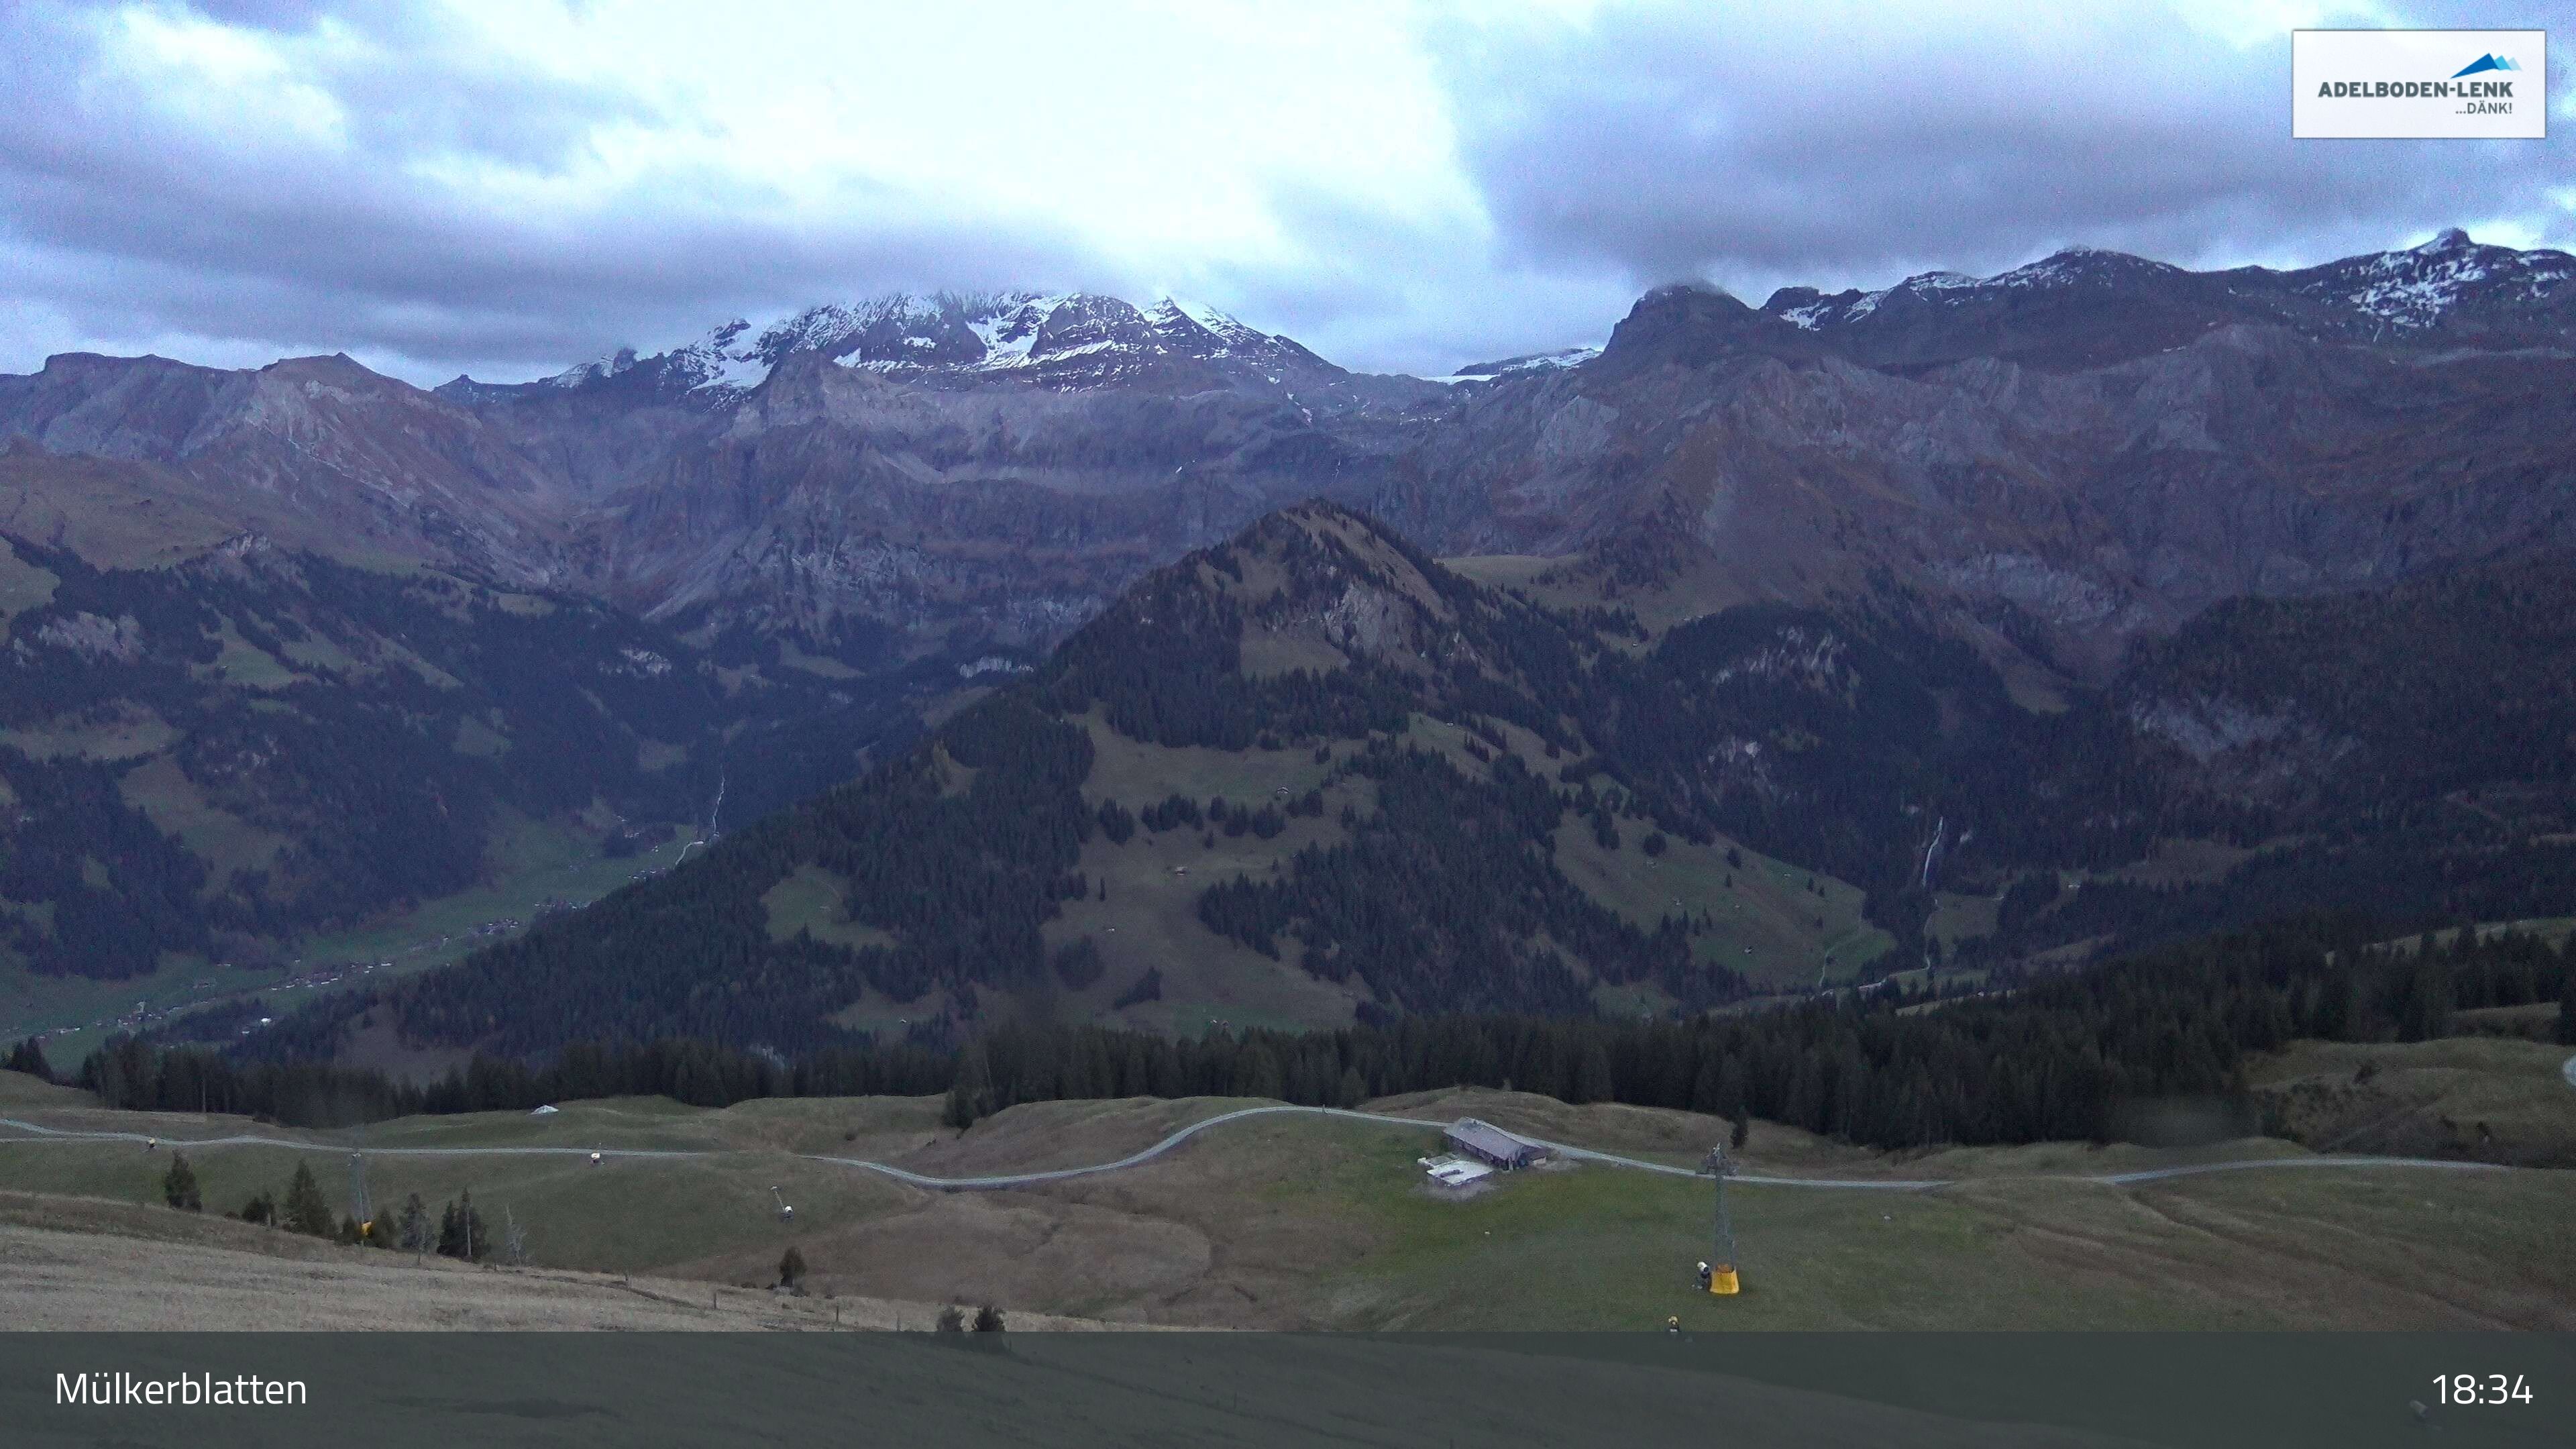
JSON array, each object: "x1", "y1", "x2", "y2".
[{"x1": 48, "y1": 916, "x2": 2569, "y2": 1152}]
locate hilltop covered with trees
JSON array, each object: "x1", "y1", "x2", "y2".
[{"x1": 201, "y1": 500, "x2": 2576, "y2": 1060}]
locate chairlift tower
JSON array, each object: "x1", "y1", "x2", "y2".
[
  {"x1": 1699, "y1": 1146, "x2": 1741, "y2": 1295},
  {"x1": 347, "y1": 1152, "x2": 373, "y2": 1238},
  {"x1": 771, "y1": 1185, "x2": 794, "y2": 1223}
]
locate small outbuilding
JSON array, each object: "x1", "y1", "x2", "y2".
[{"x1": 1444, "y1": 1118, "x2": 1549, "y2": 1170}]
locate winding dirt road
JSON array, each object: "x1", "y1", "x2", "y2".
[{"x1": 1, "y1": 1106, "x2": 2520, "y2": 1193}]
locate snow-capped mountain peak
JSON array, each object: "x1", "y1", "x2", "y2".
[
  {"x1": 1770, "y1": 247, "x2": 2182, "y2": 330},
  {"x1": 1427, "y1": 345, "x2": 1603, "y2": 384},
  {"x1": 1755, "y1": 230, "x2": 2573, "y2": 347},
  {"x1": 2290, "y1": 228, "x2": 2574, "y2": 332},
  {"x1": 547, "y1": 346, "x2": 639, "y2": 388},
  {"x1": 556, "y1": 289, "x2": 1345, "y2": 398},
  {"x1": 1151, "y1": 297, "x2": 1264, "y2": 350}
]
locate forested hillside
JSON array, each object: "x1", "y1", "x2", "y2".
[
  {"x1": 246, "y1": 502, "x2": 2576, "y2": 1062},
  {"x1": 268, "y1": 505, "x2": 1746, "y2": 1055},
  {"x1": 0, "y1": 531, "x2": 924, "y2": 988},
  {"x1": 65, "y1": 915, "x2": 2572, "y2": 1159},
  {"x1": 1960, "y1": 556, "x2": 2576, "y2": 962}
]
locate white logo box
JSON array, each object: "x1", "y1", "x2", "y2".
[{"x1": 2294, "y1": 30, "x2": 2547, "y2": 138}]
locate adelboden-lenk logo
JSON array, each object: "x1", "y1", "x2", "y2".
[
  {"x1": 2451, "y1": 53, "x2": 2523, "y2": 78},
  {"x1": 2294, "y1": 30, "x2": 2547, "y2": 138}
]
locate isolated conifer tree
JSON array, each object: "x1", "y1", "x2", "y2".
[
  {"x1": 934, "y1": 1305, "x2": 965, "y2": 1333},
  {"x1": 971, "y1": 1304, "x2": 1005, "y2": 1333},
  {"x1": 282, "y1": 1161, "x2": 336, "y2": 1238},
  {"x1": 778, "y1": 1245, "x2": 806, "y2": 1290},
  {"x1": 161, "y1": 1152, "x2": 201, "y2": 1212},
  {"x1": 1730, "y1": 1115, "x2": 1750, "y2": 1151},
  {"x1": 396, "y1": 1193, "x2": 433, "y2": 1254},
  {"x1": 944, "y1": 1040, "x2": 992, "y2": 1130}
]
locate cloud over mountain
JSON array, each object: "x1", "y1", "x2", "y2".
[{"x1": 2, "y1": 1, "x2": 2569, "y2": 384}]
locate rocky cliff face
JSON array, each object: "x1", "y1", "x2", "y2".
[
  {"x1": 451, "y1": 289, "x2": 1451, "y2": 652},
  {"x1": 1408, "y1": 233, "x2": 2576, "y2": 673},
  {"x1": 4, "y1": 237, "x2": 2571, "y2": 676},
  {"x1": 0, "y1": 353, "x2": 576, "y2": 585}
]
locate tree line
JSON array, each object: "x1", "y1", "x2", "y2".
[{"x1": 38, "y1": 914, "x2": 2569, "y2": 1152}]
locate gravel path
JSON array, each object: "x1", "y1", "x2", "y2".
[{"x1": 5, "y1": 1107, "x2": 2527, "y2": 1193}]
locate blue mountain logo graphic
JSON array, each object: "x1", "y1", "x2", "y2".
[{"x1": 2452, "y1": 54, "x2": 2523, "y2": 78}]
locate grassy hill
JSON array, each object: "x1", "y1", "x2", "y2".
[
  {"x1": 5, "y1": 1080, "x2": 2569, "y2": 1330},
  {"x1": 2247, "y1": 1035, "x2": 2576, "y2": 1166}
]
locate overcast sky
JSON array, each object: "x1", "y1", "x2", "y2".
[{"x1": 3, "y1": 0, "x2": 2570, "y2": 384}]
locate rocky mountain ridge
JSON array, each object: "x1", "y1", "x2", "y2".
[
  {"x1": 1758, "y1": 228, "x2": 2575, "y2": 366},
  {"x1": 3, "y1": 232, "x2": 2571, "y2": 681},
  {"x1": 470, "y1": 288, "x2": 1428, "y2": 409}
]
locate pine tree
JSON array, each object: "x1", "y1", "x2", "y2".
[
  {"x1": 161, "y1": 1152, "x2": 201, "y2": 1212},
  {"x1": 282, "y1": 1161, "x2": 336, "y2": 1238},
  {"x1": 2398, "y1": 960, "x2": 2453, "y2": 1042},
  {"x1": 396, "y1": 1193, "x2": 433, "y2": 1254},
  {"x1": 2557, "y1": 963, "x2": 2576, "y2": 1046},
  {"x1": 1729, "y1": 1114, "x2": 1749, "y2": 1151},
  {"x1": 778, "y1": 1245, "x2": 807, "y2": 1290},
  {"x1": 2310, "y1": 969, "x2": 2353, "y2": 1039},
  {"x1": 944, "y1": 1040, "x2": 992, "y2": 1130},
  {"x1": 1571, "y1": 1039, "x2": 1613, "y2": 1105},
  {"x1": 1235, "y1": 1042, "x2": 1283, "y2": 1099},
  {"x1": 971, "y1": 1304, "x2": 1006, "y2": 1332},
  {"x1": 437, "y1": 1191, "x2": 490, "y2": 1261},
  {"x1": 3, "y1": 1036, "x2": 52, "y2": 1083}
]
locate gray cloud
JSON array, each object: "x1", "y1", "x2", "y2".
[
  {"x1": 3, "y1": 1, "x2": 2571, "y2": 386},
  {"x1": 1436, "y1": 3, "x2": 2576, "y2": 303},
  {"x1": 0, "y1": 1, "x2": 1118, "y2": 380}
]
